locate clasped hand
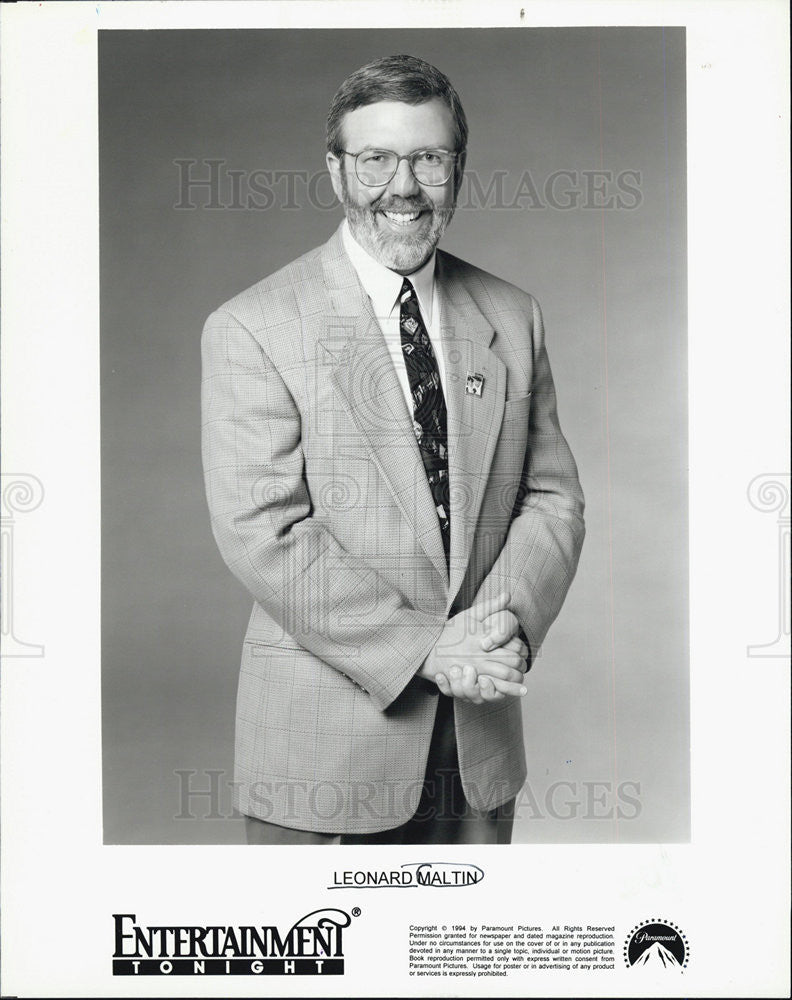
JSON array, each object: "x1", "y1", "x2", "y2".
[{"x1": 418, "y1": 591, "x2": 529, "y2": 704}]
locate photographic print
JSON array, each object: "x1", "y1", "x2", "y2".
[
  {"x1": 99, "y1": 25, "x2": 689, "y2": 848},
  {"x1": 1, "y1": 3, "x2": 788, "y2": 998}
]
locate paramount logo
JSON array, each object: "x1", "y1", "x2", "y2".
[
  {"x1": 624, "y1": 919, "x2": 688, "y2": 971},
  {"x1": 112, "y1": 909, "x2": 353, "y2": 976}
]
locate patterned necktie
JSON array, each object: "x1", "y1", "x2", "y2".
[{"x1": 398, "y1": 277, "x2": 451, "y2": 566}]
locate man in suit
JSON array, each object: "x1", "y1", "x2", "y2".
[{"x1": 201, "y1": 54, "x2": 584, "y2": 845}]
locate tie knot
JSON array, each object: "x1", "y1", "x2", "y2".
[{"x1": 399, "y1": 278, "x2": 416, "y2": 304}]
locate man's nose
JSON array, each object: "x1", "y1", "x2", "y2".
[{"x1": 388, "y1": 157, "x2": 421, "y2": 198}]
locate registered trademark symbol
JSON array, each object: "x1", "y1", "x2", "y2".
[{"x1": 351, "y1": 907, "x2": 361, "y2": 917}]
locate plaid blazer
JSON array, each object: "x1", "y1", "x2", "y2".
[{"x1": 201, "y1": 222, "x2": 585, "y2": 834}]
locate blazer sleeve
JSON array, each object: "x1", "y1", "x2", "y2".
[
  {"x1": 473, "y1": 295, "x2": 585, "y2": 660},
  {"x1": 201, "y1": 306, "x2": 445, "y2": 710}
]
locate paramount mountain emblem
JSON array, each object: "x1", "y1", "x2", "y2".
[
  {"x1": 632, "y1": 941, "x2": 682, "y2": 968},
  {"x1": 624, "y1": 919, "x2": 689, "y2": 970},
  {"x1": 112, "y1": 909, "x2": 354, "y2": 976}
]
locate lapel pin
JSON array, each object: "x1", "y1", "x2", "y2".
[{"x1": 465, "y1": 372, "x2": 485, "y2": 396}]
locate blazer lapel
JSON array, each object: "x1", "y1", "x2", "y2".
[
  {"x1": 321, "y1": 227, "x2": 450, "y2": 586},
  {"x1": 436, "y1": 253, "x2": 507, "y2": 609}
]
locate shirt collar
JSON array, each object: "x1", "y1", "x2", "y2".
[{"x1": 341, "y1": 218, "x2": 436, "y2": 322}]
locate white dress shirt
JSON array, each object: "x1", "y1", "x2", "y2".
[{"x1": 341, "y1": 219, "x2": 446, "y2": 418}]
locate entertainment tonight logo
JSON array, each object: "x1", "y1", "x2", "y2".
[{"x1": 112, "y1": 909, "x2": 354, "y2": 976}]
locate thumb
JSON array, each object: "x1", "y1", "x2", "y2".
[{"x1": 470, "y1": 590, "x2": 511, "y2": 622}]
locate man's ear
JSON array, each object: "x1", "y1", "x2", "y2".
[{"x1": 326, "y1": 151, "x2": 344, "y2": 203}]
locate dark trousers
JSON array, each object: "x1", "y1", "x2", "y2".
[{"x1": 244, "y1": 696, "x2": 515, "y2": 845}]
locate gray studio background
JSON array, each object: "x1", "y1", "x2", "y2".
[{"x1": 100, "y1": 28, "x2": 687, "y2": 844}]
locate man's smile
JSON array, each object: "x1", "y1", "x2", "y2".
[{"x1": 378, "y1": 208, "x2": 429, "y2": 231}]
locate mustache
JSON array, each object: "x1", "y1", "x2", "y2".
[{"x1": 372, "y1": 197, "x2": 434, "y2": 213}]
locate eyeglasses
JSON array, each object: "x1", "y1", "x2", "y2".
[{"x1": 339, "y1": 147, "x2": 463, "y2": 187}]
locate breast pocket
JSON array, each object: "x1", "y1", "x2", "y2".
[
  {"x1": 501, "y1": 392, "x2": 532, "y2": 434},
  {"x1": 489, "y1": 392, "x2": 533, "y2": 482}
]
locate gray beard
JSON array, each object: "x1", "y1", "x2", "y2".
[{"x1": 340, "y1": 174, "x2": 456, "y2": 273}]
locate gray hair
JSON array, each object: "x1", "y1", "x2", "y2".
[{"x1": 326, "y1": 54, "x2": 468, "y2": 157}]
